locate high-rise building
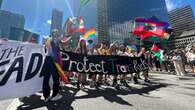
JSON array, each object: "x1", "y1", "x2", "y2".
[
  {"x1": 97, "y1": 0, "x2": 169, "y2": 43},
  {"x1": 168, "y1": 6, "x2": 195, "y2": 34},
  {"x1": 50, "y1": 9, "x2": 63, "y2": 36},
  {"x1": 23, "y1": 29, "x2": 39, "y2": 43},
  {"x1": 9, "y1": 27, "x2": 39, "y2": 43},
  {"x1": 168, "y1": 6, "x2": 195, "y2": 48},
  {"x1": 0, "y1": 10, "x2": 25, "y2": 39},
  {"x1": 9, "y1": 27, "x2": 24, "y2": 41},
  {"x1": 168, "y1": 29, "x2": 195, "y2": 48}
]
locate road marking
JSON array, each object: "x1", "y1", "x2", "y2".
[{"x1": 6, "y1": 98, "x2": 21, "y2": 110}]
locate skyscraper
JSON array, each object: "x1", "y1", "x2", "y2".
[
  {"x1": 9, "y1": 27, "x2": 39, "y2": 43},
  {"x1": 50, "y1": 9, "x2": 63, "y2": 36},
  {"x1": 0, "y1": 0, "x2": 3, "y2": 9},
  {"x1": 97, "y1": 0, "x2": 108, "y2": 43},
  {"x1": 168, "y1": 6, "x2": 195, "y2": 48},
  {"x1": 97, "y1": 0, "x2": 169, "y2": 43},
  {"x1": 0, "y1": 10, "x2": 25, "y2": 39},
  {"x1": 168, "y1": 6, "x2": 195, "y2": 34}
]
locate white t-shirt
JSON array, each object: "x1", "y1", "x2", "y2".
[
  {"x1": 172, "y1": 55, "x2": 182, "y2": 61},
  {"x1": 186, "y1": 51, "x2": 195, "y2": 61}
]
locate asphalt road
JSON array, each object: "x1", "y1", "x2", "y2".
[{"x1": 1, "y1": 73, "x2": 195, "y2": 110}]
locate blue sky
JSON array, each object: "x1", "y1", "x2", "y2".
[
  {"x1": 165, "y1": 0, "x2": 195, "y2": 12},
  {"x1": 1, "y1": 0, "x2": 195, "y2": 43}
]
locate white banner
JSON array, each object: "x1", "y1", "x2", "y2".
[{"x1": 0, "y1": 41, "x2": 46, "y2": 100}]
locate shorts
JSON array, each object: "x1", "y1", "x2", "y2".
[{"x1": 190, "y1": 60, "x2": 195, "y2": 66}]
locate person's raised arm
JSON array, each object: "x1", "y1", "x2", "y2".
[{"x1": 60, "y1": 34, "x2": 72, "y2": 45}]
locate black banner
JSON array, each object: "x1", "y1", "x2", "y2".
[{"x1": 61, "y1": 51, "x2": 149, "y2": 74}]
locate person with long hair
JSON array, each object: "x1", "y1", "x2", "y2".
[
  {"x1": 96, "y1": 42, "x2": 111, "y2": 87},
  {"x1": 75, "y1": 39, "x2": 88, "y2": 89},
  {"x1": 109, "y1": 43, "x2": 120, "y2": 88},
  {"x1": 118, "y1": 45, "x2": 132, "y2": 87},
  {"x1": 88, "y1": 45, "x2": 99, "y2": 88}
]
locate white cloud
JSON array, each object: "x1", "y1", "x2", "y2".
[
  {"x1": 165, "y1": 0, "x2": 186, "y2": 11},
  {"x1": 43, "y1": 35, "x2": 50, "y2": 39},
  {"x1": 165, "y1": 0, "x2": 177, "y2": 11},
  {"x1": 25, "y1": 28, "x2": 33, "y2": 32},
  {"x1": 47, "y1": 20, "x2": 52, "y2": 25}
]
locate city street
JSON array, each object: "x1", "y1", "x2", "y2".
[
  {"x1": 1, "y1": 0, "x2": 195, "y2": 110},
  {"x1": 1, "y1": 72, "x2": 195, "y2": 110}
]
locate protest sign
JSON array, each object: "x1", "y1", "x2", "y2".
[{"x1": 61, "y1": 51, "x2": 149, "y2": 74}]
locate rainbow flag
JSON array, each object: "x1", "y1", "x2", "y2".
[
  {"x1": 82, "y1": 28, "x2": 96, "y2": 40},
  {"x1": 45, "y1": 38, "x2": 68, "y2": 83},
  {"x1": 80, "y1": 28, "x2": 97, "y2": 48}
]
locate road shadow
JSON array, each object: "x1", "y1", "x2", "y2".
[
  {"x1": 17, "y1": 88, "x2": 77, "y2": 110},
  {"x1": 183, "y1": 83, "x2": 195, "y2": 86},
  {"x1": 74, "y1": 82, "x2": 169, "y2": 105},
  {"x1": 181, "y1": 86, "x2": 195, "y2": 90},
  {"x1": 16, "y1": 81, "x2": 168, "y2": 110},
  {"x1": 75, "y1": 87, "x2": 133, "y2": 106}
]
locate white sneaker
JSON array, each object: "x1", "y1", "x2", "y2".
[{"x1": 51, "y1": 94, "x2": 62, "y2": 101}]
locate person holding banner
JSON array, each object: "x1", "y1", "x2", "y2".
[
  {"x1": 138, "y1": 48, "x2": 150, "y2": 82},
  {"x1": 110, "y1": 43, "x2": 120, "y2": 89},
  {"x1": 88, "y1": 45, "x2": 99, "y2": 88},
  {"x1": 75, "y1": 39, "x2": 88, "y2": 89},
  {"x1": 124, "y1": 47, "x2": 139, "y2": 84},
  {"x1": 96, "y1": 42, "x2": 111, "y2": 87},
  {"x1": 117, "y1": 45, "x2": 132, "y2": 87}
]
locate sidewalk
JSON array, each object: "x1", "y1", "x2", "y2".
[{"x1": 149, "y1": 70, "x2": 195, "y2": 81}]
